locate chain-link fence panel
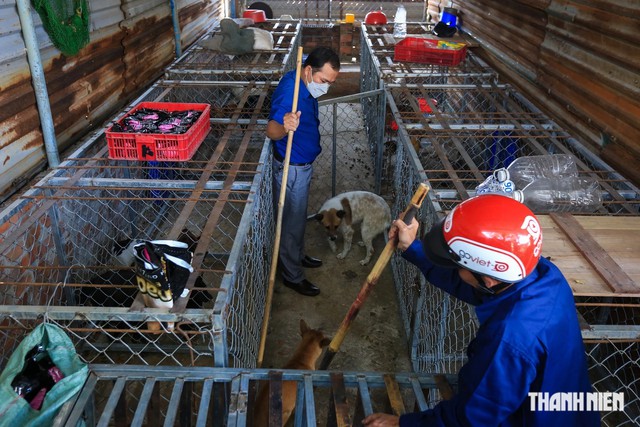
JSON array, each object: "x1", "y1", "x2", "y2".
[
  {"x1": 584, "y1": 338, "x2": 640, "y2": 426},
  {"x1": 307, "y1": 90, "x2": 386, "y2": 213}
]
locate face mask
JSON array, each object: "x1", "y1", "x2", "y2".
[{"x1": 307, "y1": 74, "x2": 329, "y2": 98}]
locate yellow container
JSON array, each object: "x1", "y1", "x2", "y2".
[{"x1": 345, "y1": 13, "x2": 355, "y2": 23}]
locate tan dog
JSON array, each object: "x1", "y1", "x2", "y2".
[
  {"x1": 314, "y1": 191, "x2": 391, "y2": 265},
  {"x1": 253, "y1": 320, "x2": 330, "y2": 426}
]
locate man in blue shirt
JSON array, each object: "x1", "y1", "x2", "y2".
[
  {"x1": 266, "y1": 47, "x2": 340, "y2": 296},
  {"x1": 363, "y1": 195, "x2": 599, "y2": 426}
]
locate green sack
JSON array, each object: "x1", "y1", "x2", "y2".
[
  {"x1": 32, "y1": 0, "x2": 90, "y2": 56},
  {"x1": 0, "y1": 323, "x2": 88, "y2": 426}
]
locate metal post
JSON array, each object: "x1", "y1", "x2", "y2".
[
  {"x1": 169, "y1": 0, "x2": 182, "y2": 57},
  {"x1": 332, "y1": 102, "x2": 338, "y2": 197},
  {"x1": 16, "y1": 0, "x2": 60, "y2": 168},
  {"x1": 375, "y1": 83, "x2": 386, "y2": 194}
]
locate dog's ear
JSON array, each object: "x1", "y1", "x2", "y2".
[
  {"x1": 337, "y1": 210, "x2": 346, "y2": 219},
  {"x1": 320, "y1": 337, "x2": 331, "y2": 348},
  {"x1": 313, "y1": 213, "x2": 324, "y2": 221},
  {"x1": 300, "y1": 319, "x2": 310, "y2": 335}
]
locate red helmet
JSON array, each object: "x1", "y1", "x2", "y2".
[{"x1": 423, "y1": 194, "x2": 543, "y2": 282}]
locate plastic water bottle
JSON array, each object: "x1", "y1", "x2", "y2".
[
  {"x1": 505, "y1": 154, "x2": 578, "y2": 190},
  {"x1": 476, "y1": 168, "x2": 515, "y2": 196},
  {"x1": 393, "y1": 5, "x2": 407, "y2": 38},
  {"x1": 513, "y1": 176, "x2": 602, "y2": 213}
]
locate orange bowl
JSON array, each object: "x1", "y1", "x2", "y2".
[{"x1": 243, "y1": 9, "x2": 267, "y2": 23}]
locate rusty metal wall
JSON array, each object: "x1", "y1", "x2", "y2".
[
  {"x1": 449, "y1": 0, "x2": 640, "y2": 186},
  {"x1": 0, "y1": 0, "x2": 223, "y2": 203}
]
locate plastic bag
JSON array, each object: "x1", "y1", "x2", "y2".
[{"x1": 0, "y1": 323, "x2": 88, "y2": 426}]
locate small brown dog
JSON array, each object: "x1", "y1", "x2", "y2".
[{"x1": 253, "y1": 319, "x2": 331, "y2": 426}]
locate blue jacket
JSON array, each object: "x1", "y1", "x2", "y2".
[
  {"x1": 399, "y1": 240, "x2": 599, "y2": 427},
  {"x1": 269, "y1": 70, "x2": 321, "y2": 164}
]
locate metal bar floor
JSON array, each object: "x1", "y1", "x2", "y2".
[{"x1": 56, "y1": 365, "x2": 457, "y2": 426}]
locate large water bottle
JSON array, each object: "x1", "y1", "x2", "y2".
[
  {"x1": 513, "y1": 176, "x2": 602, "y2": 213},
  {"x1": 476, "y1": 169, "x2": 515, "y2": 196},
  {"x1": 505, "y1": 154, "x2": 578, "y2": 190},
  {"x1": 393, "y1": 5, "x2": 407, "y2": 38}
]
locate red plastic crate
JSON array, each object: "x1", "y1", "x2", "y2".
[
  {"x1": 106, "y1": 102, "x2": 210, "y2": 161},
  {"x1": 394, "y1": 37, "x2": 467, "y2": 66}
]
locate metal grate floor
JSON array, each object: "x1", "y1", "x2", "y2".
[{"x1": 56, "y1": 365, "x2": 457, "y2": 426}]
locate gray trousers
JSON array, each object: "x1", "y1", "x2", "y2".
[{"x1": 272, "y1": 157, "x2": 313, "y2": 283}]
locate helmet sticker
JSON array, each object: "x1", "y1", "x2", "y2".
[
  {"x1": 444, "y1": 212, "x2": 453, "y2": 232},
  {"x1": 448, "y1": 237, "x2": 526, "y2": 282},
  {"x1": 521, "y1": 215, "x2": 543, "y2": 257}
]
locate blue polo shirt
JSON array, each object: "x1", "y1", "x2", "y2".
[
  {"x1": 398, "y1": 240, "x2": 600, "y2": 427},
  {"x1": 269, "y1": 70, "x2": 321, "y2": 164}
]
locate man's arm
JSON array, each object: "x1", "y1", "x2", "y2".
[
  {"x1": 266, "y1": 111, "x2": 301, "y2": 140},
  {"x1": 399, "y1": 339, "x2": 538, "y2": 426},
  {"x1": 391, "y1": 219, "x2": 480, "y2": 305}
]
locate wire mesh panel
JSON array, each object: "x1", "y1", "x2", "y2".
[
  {"x1": 139, "y1": 80, "x2": 277, "y2": 127},
  {"x1": 585, "y1": 340, "x2": 640, "y2": 426},
  {"x1": 362, "y1": 23, "x2": 498, "y2": 86},
  {"x1": 57, "y1": 365, "x2": 458, "y2": 426},
  {"x1": 307, "y1": 90, "x2": 386, "y2": 214},
  {"x1": 0, "y1": 84, "x2": 274, "y2": 369},
  {"x1": 165, "y1": 21, "x2": 302, "y2": 82},
  {"x1": 386, "y1": 83, "x2": 640, "y2": 215}
]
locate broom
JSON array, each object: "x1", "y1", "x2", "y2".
[
  {"x1": 319, "y1": 183, "x2": 430, "y2": 370},
  {"x1": 257, "y1": 46, "x2": 304, "y2": 368}
]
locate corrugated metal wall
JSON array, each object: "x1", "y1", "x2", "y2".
[
  {"x1": 432, "y1": 0, "x2": 640, "y2": 185},
  {"x1": 0, "y1": 0, "x2": 222, "y2": 202}
]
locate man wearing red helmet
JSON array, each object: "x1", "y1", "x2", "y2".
[{"x1": 363, "y1": 194, "x2": 599, "y2": 427}]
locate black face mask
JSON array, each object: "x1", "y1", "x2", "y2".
[
  {"x1": 470, "y1": 271, "x2": 512, "y2": 296},
  {"x1": 471, "y1": 271, "x2": 495, "y2": 295}
]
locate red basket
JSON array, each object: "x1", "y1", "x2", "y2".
[
  {"x1": 106, "y1": 102, "x2": 210, "y2": 161},
  {"x1": 394, "y1": 37, "x2": 467, "y2": 66}
]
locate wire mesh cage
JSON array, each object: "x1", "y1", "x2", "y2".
[
  {"x1": 0, "y1": 82, "x2": 275, "y2": 369},
  {"x1": 165, "y1": 20, "x2": 302, "y2": 82},
  {"x1": 361, "y1": 16, "x2": 640, "y2": 425},
  {"x1": 385, "y1": 83, "x2": 640, "y2": 215},
  {"x1": 362, "y1": 23, "x2": 498, "y2": 86}
]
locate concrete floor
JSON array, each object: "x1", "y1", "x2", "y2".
[
  {"x1": 262, "y1": 76, "x2": 412, "y2": 372},
  {"x1": 260, "y1": 214, "x2": 413, "y2": 374}
]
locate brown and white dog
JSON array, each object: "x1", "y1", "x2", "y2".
[
  {"x1": 314, "y1": 191, "x2": 391, "y2": 265},
  {"x1": 253, "y1": 319, "x2": 330, "y2": 426}
]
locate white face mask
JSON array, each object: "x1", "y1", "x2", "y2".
[{"x1": 306, "y1": 73, "x2": 329, "y2": 98}]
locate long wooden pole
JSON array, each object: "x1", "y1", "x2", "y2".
[
  {"x1": 257, "y1": 46, "x2": 304, "y2": 368},
  {"x1": 319, "y1": 183, "x2": 430, "y2": 370}
]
